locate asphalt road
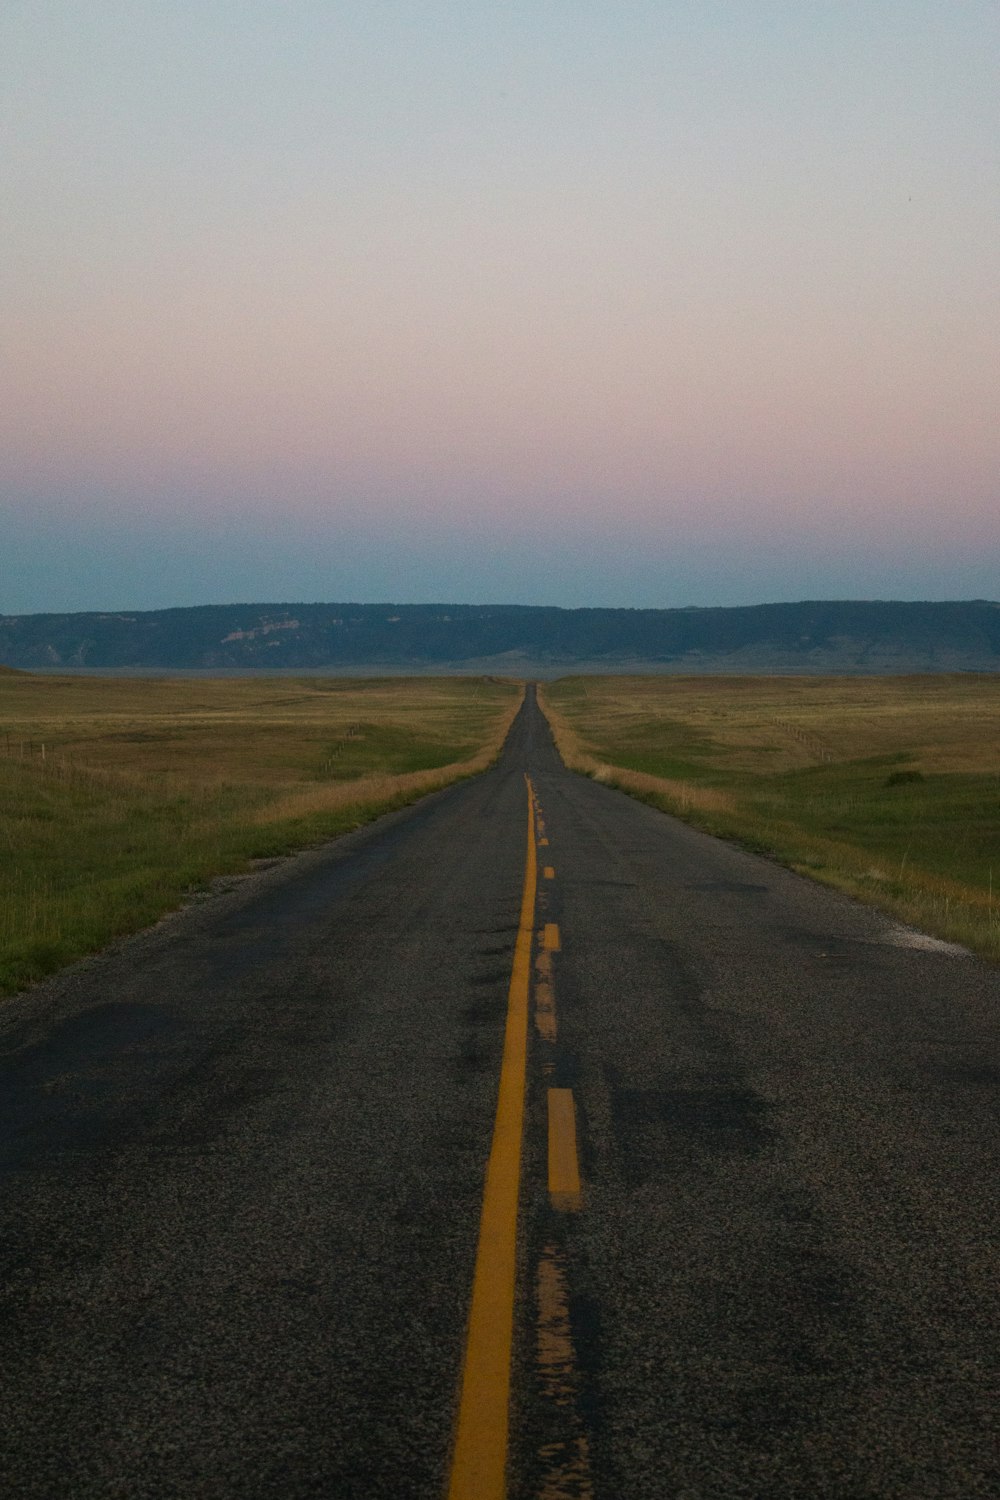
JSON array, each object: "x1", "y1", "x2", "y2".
[{"x1": 1, "y1": 687, "x2": 998, "y2": 1498}]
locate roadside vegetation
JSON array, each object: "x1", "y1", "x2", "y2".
[
  {"x1": 0, "y1": 672, "x2": 522, "y2": 995},
  {"x1": 540, "y1": 674, "x2": 1000, "y2": 963}
]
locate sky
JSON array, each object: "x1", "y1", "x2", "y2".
[{"x1": 2, "y1": 1, "x2": 998, "y2": 613}]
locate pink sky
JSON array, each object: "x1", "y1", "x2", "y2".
[{"x1": 3, "y1": 2, "x2": 998, "y2": 611}]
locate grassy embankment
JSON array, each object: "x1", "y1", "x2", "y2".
[
  {"x1": 540, "y1": 675, "x2": 1000, "y2": 963},
  {"x1": 0, "y1": 672, "x2": 522, "y2": 995}
]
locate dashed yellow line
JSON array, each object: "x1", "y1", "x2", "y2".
[
  {"x1": 535, "y1": 1243, "x2": 593, "y2": 1496},
  {"x1": 535, "y1": 987, "x2": 557, "y2": 1043},
  {"x1": 448, "y1": 776, "x2": 537, "y2": 1500},
  {"x1": 535, "y1": 950, "x2": 557, "y2": 1043},
  {"x1": 547, "y1": 1089, "x2": 582, "y2": 1212},
  {"x1": 543, "y1": 923, "x2": 560, "y2": 952},
  {"x1": 543, "y1": 866, "x2": 555, "y2": 880}
]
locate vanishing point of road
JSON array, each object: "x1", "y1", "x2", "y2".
[{"x1": 1, "y1": 688, "x2": 997, "y2": 1498}]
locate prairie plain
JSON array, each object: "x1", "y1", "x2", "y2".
[
  {"x1": 540, "y1": 674, "x2": 1000, "y2": 962},
  {"x1": 0, "y1": 671, "x2": 521, "y2": 994}
]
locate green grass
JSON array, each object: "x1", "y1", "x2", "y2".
[
  {"x1": 540, "y1": 675, "x2": 1000, "y2": 962},
  {"x1": 0, "y1": 673, "x2": 522, "y2": 995},
  {"x1": 318, "y1": 719, "x2": 480, "y2": 779}
]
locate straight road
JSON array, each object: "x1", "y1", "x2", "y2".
[{"x1": 1, "y1": 688, "x2": 997, "y2": 1497}]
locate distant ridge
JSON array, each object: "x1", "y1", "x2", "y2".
[{"x1": 1, "y1": 600, "x2": 999, "y2": 674}]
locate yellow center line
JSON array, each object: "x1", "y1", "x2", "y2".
[
  {"x1": 448, "y1": 774, "x2": 537, "y2": 1500},
  {"x1": 543, "y1": 866, "x2": 555, "y2": 880},
  {"x1": 547, "y1": 1089, "x2": 582, "y2": 1212},
  {"x1": 543, "y1": 922, "x2": 561, "y2": 952}
]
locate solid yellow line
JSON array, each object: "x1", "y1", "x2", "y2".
[
  {"x1": 448, "y1": 775, "x2": 537, "y2": 1500},
  {"x1": 543, "y1": 922, "x2": 560, "y2": 952},
  {"x1": 547, "y1": 1089, "x2": 582, "y2": 1211}
]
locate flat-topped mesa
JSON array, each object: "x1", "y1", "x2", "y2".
[{"x1": 1, "y1": 599, "x2": 999, "y2": 673}]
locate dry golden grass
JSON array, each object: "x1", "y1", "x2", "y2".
[
  {"x1": 0, "y1": 673, "x2": 517, "y2": 780},
  {"x1": 544, "y1": 674, "x2": 1000, "y2": 775}
]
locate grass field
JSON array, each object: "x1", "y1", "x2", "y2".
[
  {"x1": 540, "y1": 674, "x2": 1000, "y2": 963},
  {"x1": 0, "y1": 671, "x2": 522, "y2": 995}
]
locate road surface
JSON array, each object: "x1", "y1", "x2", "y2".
[{"x1": 1, "y1": 687, "x2": 997, "y2": 1497}]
